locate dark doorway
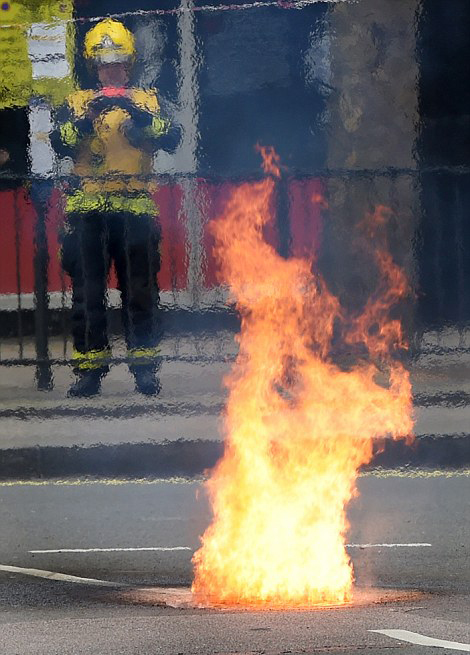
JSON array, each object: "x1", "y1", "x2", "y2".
[{"x1": 417, "y1": 0, "x2": 470, "y2": 329}]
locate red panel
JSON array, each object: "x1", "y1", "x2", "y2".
[
  {"x1": 0, "y1": 189, "x2": 35, "y2": 294},
  {"x1": 289, "y1": 178, "x2": 325, "y2": 260},
  {"x1": 200, "y1": 181, "x2": 234, "y2": 288},
  {"x1": 0, "y1": 179, "x2": 325, "y2": 297},
  {"x1": 18, "y1": 189, "x2": 36, "y2": 294},
  {"x1": 46, "y1": 190, "x2": 69, "y2": 293},
  {"x1": 0, "y1": 191, "x2": 18, "y2": 295},
  {"x1": 154, "y1": 184, "x2": 187, "y2": 291},
  {"x1": 1, "y1": 186, "x2": 190, "y2": 296}
]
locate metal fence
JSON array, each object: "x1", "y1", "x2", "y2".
[{"x1": 1, "y1": 166, "x2": 469, "y2": 390}]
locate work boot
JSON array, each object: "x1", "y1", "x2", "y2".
[
  {"x1": 132, "y1": 367, "x2": 161, "y2": 396},
  {"x1": 67, "y1": 370, "x2": 104, "y2": 398}
]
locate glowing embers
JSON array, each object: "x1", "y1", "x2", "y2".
[{"x1": 192, "y1": 148, "x2": 413, "y2": 608}]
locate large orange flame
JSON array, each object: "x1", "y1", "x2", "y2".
[{"x1": 192, "y1": 148, "x2": 414, "y2": 608}]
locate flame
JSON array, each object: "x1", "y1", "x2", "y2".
[
  {"x1": 192, "y1": 151, "x2": 414, "y2": 608},
  {"x1": 256, "y1": 144, "x2": 282, "y2": 178},
  {"x1": 313, "y1": 192, "x2": 329, "y2": 210}
]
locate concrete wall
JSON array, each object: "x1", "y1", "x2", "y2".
[{"x1": 322, "y1": 0, "x2": 421, "y2": 330}]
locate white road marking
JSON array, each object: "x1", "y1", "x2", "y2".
[
  {"x1": 0, "y1": 477, "x2": 202, "y2": 487},
  {"x1": 370, "y1": 629, "x2": 470, "y2": 652},
  {"x1": 29, "y1": 547, "x2": 193, "y2": 554},
  {"x1": 0, "y1": 564, "x2": 125, "y2": 587},
  {"x1": 347, "y1": 543, "x2": 432, "y2": 548},
  {"x1": 0, "y1": 469, "x2": 467, "y2": 487},
  {"x1": 29, "y1": 544, "x2": 431, "y2": 554}
]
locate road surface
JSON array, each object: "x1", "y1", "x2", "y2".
[{"x1": 0, "y1": 472, "x2": 468, "y2": 654}]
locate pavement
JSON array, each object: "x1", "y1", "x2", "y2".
[
  {"x1": 1, "y1": 329, "x2": 470, "y2": 478},
  {"x1": 0, "y1": 473, "x2": 469, "y2": 654}
]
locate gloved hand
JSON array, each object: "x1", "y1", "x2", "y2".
[
  {"x1": 121, "y1": 119, "x2": 154, "y2": 152},
  {"x1": 87, "y1": 94, "x2": 150, "y2": 125}
]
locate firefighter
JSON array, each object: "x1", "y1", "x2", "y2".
[{"x1": 51, "y1": 18, "x2": 179, "y2": 397}]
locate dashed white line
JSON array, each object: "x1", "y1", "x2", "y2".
[
  {"x1": 370, "y1": 629, "x2": 470, "y2": 652},
  {"x1": 29, "y1": 547, "x2": 193, "y2": 554},
  {"x1": 347, "y1": 543, "x2": 432, "y2": 548},
  {"x1": 0, "y1": 564, "x2": 125, "y2": 587}
]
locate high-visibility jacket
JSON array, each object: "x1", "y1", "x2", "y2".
[{"x1": 52, "y1": 87, "x2": 180, "y2": 215}]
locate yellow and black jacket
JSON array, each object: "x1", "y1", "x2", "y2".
[{"x1": 52, "y1": 87, "x2": 179, "y2": 216}]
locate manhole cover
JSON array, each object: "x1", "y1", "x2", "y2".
[{"x1": 115, "y1": 586, "x2": 426, "y2": 610}]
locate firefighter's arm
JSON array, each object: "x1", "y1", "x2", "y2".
[
  {"x1": 124, "y1": 111, "x2": 181, "y2": 154},
  {"x1": 122, "y1": 90, "x2": 181, "y2": 154},
  {"x1": 50, "y1": 104, "x2": 94, "y2": 158},
  {"x1": 147, "y1": 114, "x2": 181, "y2": 154}
]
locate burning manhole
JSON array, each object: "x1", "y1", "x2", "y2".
[
  {"x1": 189, "y1": 148, "x2": 414, "y2": 609},
  {"x1": 118, "y1": 149, "x2": 417, "y2": 614},
  {"x1": 116, "y1": 586, "x2": 425, "y2": 611}
]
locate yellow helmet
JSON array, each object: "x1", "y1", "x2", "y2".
[{"x1": 84, "y1": 18, "x2": 135, "y2": 64}]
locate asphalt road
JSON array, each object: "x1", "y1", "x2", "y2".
[{"x1": 0, "y1": 473, "x2": 469, "y2": 654}]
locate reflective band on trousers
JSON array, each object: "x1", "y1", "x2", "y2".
[
  {"x1": 72, "y1": 348, "x2": 161, "y2": 369},
  {"x1": 65, "y1": 192, "x2": 158, "y2": 216},
  {"x1": 128, "y1": 347, "x2": 162, "y2": 365},
  {"x1": 72, "y1": 348, "x2": 111, "y2": 370}
]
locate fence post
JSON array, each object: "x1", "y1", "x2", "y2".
[
  {"x1": 31, "y1": 181, "x2": 53, "y2": 391},
  {"x1": 276, "y1": 172, "x2": 292, "y2": 259}
]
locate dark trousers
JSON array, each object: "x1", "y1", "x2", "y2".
[{"x1": 61, "y1": 211, "x2": 161, "y2": 371}]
